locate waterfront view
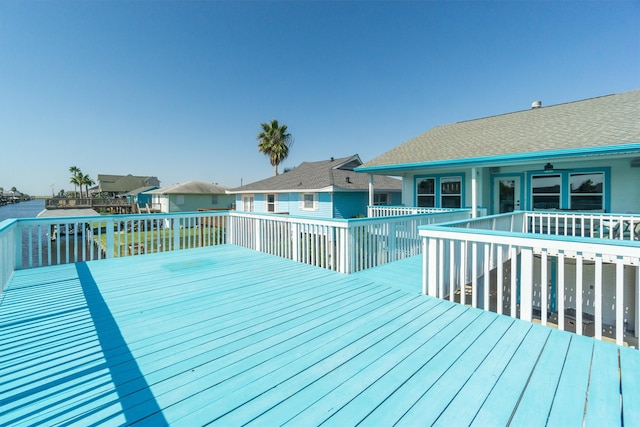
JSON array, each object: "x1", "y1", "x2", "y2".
[{"x1": 0, "y1": 199, "x2": 45, "y2": 222}]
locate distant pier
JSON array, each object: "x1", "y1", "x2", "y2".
[{"x1": 45, "y1": 197, "x2": 136, "y2": 214}]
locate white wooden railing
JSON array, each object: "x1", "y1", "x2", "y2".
[
  {"x1": 0, "y1": 212, "x2": 228, "y2": 294},
  {"x1": 368, "y1": 206, "x2": 457, "y2": 217},
  {"x1": 0, "y1": 209, "x2": 473, "y2": 295},
  {"x1": 228, "y1": 210, "x2": 473, "y2": 273},
  {"x1": 419, "y1": 211, "x2": 640, "y2": 348}
]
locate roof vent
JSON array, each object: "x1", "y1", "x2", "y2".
[
  {"x1": 531, "y1": 100, "x2": 542, "y2": 109},
  {"x1": 345, "y1": 177, "x2": 351, "y2": 184}
]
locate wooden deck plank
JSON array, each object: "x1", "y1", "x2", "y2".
[
  {"x1": 584, "y1": 343, "x2": 623, "y2": 426},
  {"x1": 397, "y1": 314, "x2": 516, "y2": 425},
  {"x1": 620, "y1": 346, "x2": 640, "y2": 424},
  {"x1": 509, "y1": 331, "x2": 572, "y2": 425},
  {"x1": 0, "y1": 245, "x2": 637, "y2": 426},
  {"x1": 546, "y1": 334, "x2": 595, "y2": 425},
  {"x1": 431, "y1": 319, "x2": 533, "y2": 426},
  {"x1": 469, "y1": 325, "x2": 552, "y2": 425},
  {"x1": 140, "y1": 290, "x2": 433, "y2": 425},
  {"x1": 278, "y1": 302, "x2": 465, "y2": 426}
]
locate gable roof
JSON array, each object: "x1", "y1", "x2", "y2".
[
  {"x1": 358, "y1": 89, "x2": 640, "y2": 172},
  {"x1": 146, "y1": 181, "x2": 230, "y2": 195},
  {"x1": 228, "y1": 155, "x2": 401, "y2": 193},
  {"x1": 97, "y1": 174, "x2": 160, "y2": 193}
]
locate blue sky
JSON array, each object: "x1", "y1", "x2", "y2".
[{"x1": 1, "y1": 0, "x2": 638, "y2": 196}]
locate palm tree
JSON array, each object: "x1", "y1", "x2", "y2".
[
  {"x1": 80, "y1": 174, "x2": 95, "y2": 198},
  {"x1": 257, "y1": 119, "x2": 293, "y2": 176},
  {"x1": 70, "y1": 173, "x2": 83, "y2": 198},
  {"x1": 69, "y1": 166, "x2": 81, "y2": 197}
]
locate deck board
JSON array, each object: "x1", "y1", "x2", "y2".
[{"x1": 0, "y1": 245, "x2": 637, "y2": 426}]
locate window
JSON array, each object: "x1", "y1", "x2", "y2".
[
  {"x1": 176, "y1": 195, "x2": 185, "y2": 206},
  {"x1": 532, "y1": 174, "x2": 561, "y2": 209},
  {"x1": 266, "y1": 194, "x2": 276, "y2": 212},
  {"x1": 531, "y1": 170, "x2": 607, "y2": 211},
  {"x1": 242, "y1": 195, "x2": 254, "y2": 212},
  {"x1": 570, "y1": 172, "x2": 603, "y2": 210},
  {"x1": 373, "y1": 193, "x2": 389, "y2": 206},
  {"x1": 441, "y1": 177, "x2": 462, "y2": 208},
  {"x1": 416, "y1": 178, "x2": 435, "y2": 207},
  {"x1": 416, "y1": 176, "x2": 463, "y2": 208},
  {"x1": 301, "y1": 193, "x2": 317, "y2": 210},
  {"x1": 211, "y1": 195, "x2": 218, "y2": 205}
]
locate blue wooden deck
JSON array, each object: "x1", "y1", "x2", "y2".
[{"x1": 1, "y1": 245, "x2": 638, "y2": 426}]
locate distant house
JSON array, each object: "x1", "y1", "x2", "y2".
[
  {"x1": 228, "y1": 155, "x2": 402, "y2": 219},
  {"x1": 357, "y1": 90, "x2": 640, "y2": 215},
  {"x1": 125, "y1": 186, "x2": 160, "y2": 211},
  {"x1": 146, "y1": 181, "x2": 234, "y2": 213},
  {"x1": 96, "y1": 174, "x2": 161, "y2": 198}
]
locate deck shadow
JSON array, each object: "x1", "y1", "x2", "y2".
[{"x1": 76, "y1": 262, "x2": 168, "y2": 425}]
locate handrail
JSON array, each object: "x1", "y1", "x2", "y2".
[{"x1": 419, "y1": 211, "x2": 640, "y2": 348}]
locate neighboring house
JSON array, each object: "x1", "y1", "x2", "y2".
[
  {"x1": 228, "y1": 155, "x2": 402, "y2": 219},
  {"x1": 145, "y1": 181, "x2": 234, "y2": 213},
  {"x1": 97, "y1": 174, "x2": 161, "y2": 198},
  {"x1": 357, "y1": 89, "x2": 640, "y2": 215},
  {"x1": 125, "y1": 186, "x2": 159, "y2": 211}
]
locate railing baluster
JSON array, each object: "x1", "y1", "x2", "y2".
[
  {"x1": 595, "y1": 255, "x2": 603, "y2": 340},
  {"x1": 576, "y1": 254, "x2": 584, "y2": 335}
]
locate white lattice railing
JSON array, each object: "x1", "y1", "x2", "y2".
[{"x1": 419, "y1": 211, "x2": 640, "y2": 348}]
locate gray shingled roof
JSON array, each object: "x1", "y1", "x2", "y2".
[
  {"x1": 359, "y1": 89, "x2": 640, "y2": 171},
  {"x1": 98, "y1": 174, "x2": 160, "y2": 193},
  {"x1": 147, "y1": 181, "x2": 229, "y2": 195},
  {"x1": 228, "y1": 155, "x2": 401, "y2": 193}
]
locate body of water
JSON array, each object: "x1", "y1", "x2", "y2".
[{"x1": 0, "y1": 199, "x2": 45, "y2": 222}]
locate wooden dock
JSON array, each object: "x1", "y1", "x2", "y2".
[{"x1": 1, "y1": 245, "x2": 638, "y2": 425}]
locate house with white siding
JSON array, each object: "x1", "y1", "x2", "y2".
[{"x1": 228, "y1": 154, "x2": 402, "y2": 219}]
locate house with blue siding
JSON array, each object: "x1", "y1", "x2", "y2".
[
  {"x1": 357, "y1": 89, "x2": 640, "y2": 336},
  {"x1": 228, "y1": 154, "x2": 402, "y2": 218},
  {"x1": 146, "y1": 181, "x2": 234, "y2": 213},
  {"x1": 357, "y1": 89, "x2": 640, "y2": 216}
]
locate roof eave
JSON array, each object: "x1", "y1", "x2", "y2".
[{"x1": 356, "y1": 143, "x2": 640, "y2": 173}]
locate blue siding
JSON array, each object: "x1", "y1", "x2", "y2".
[{"x1": 334, "y1": 192, "x2": 368, "y2": 218}]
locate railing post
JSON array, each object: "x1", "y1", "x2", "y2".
[
  {"x1": 520, "y1": 246, "x2": 533, "y2": 322},
  {"x1": 227, "y1": 214, "x2": 234, "y2": 245},
  {"x1": 173, "y1": 218, "x2": 181, "y2": 251},
  {"x1": 389, "y1": 222, "x2": 397, "y2": 261},
  {"x1": 105, "y1": 219, "x2": 115, "y2": 258},
  {"x1": 427, "y1": 237, "x2": 438, "y2": 296},
  {"x1": 12, "y1": 222, "x2": 22, "y2": 270},
  {"x1": 292, "y1": 223, "x2": 299, "y2": 263},
  {"x1": 255, "y1": 218, "x2": 262, "y2": 252}
]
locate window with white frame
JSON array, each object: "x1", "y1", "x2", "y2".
[
  {"x1": 301, "y1": 193, "x2": 317, "y2": 210},
  {"x1": 373, "y1": 192, "x2": 390, "y2": 206},
  {"x1": 266, "y1": 194, "x2": 276, "y2": 212},
  {"x1": 242, "y1": 195, "x2": 254, "y2": 212}
]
